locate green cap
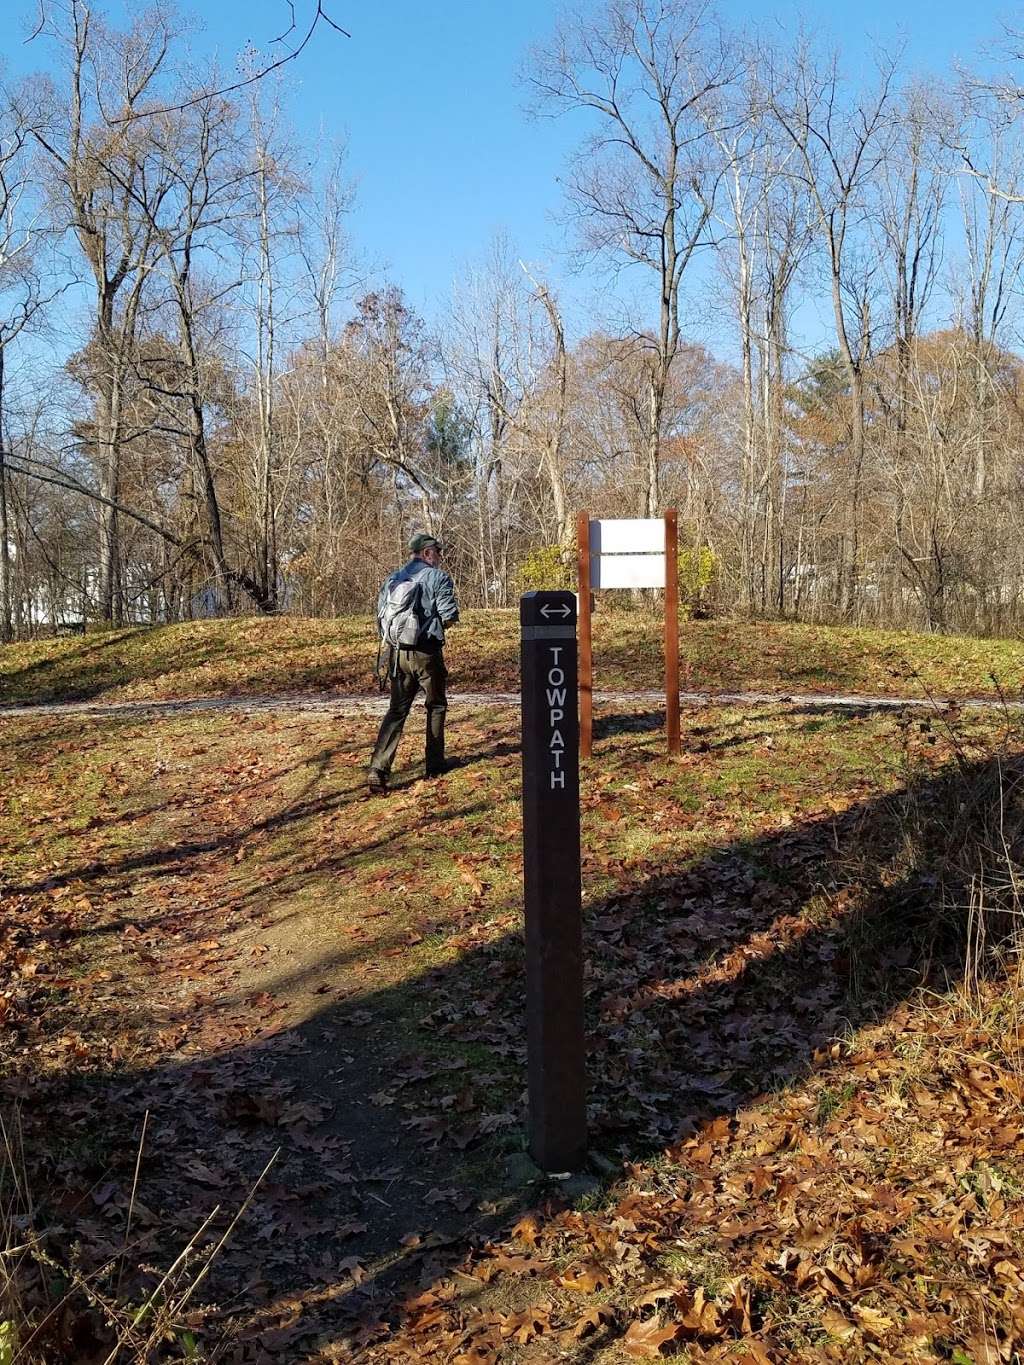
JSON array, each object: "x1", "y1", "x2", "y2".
[{"x1": 409, "y1": 533, "x2": 442, "y2": 554}]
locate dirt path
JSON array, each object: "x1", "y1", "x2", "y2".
[{"x1": 3, "y1": 685, "x2": 1017, "y2": 720}]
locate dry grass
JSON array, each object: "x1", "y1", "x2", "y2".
[{"x1": 0, "y1": 1107, "x2": 277, "y2": 1364}]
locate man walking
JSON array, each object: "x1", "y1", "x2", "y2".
[{"x1": 368, "y1": 533, "x2": 460, "y2": 793}]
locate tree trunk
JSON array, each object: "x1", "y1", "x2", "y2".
[
  {"x1": 768, "y1": 302, "x2": 788, "y2": 616},
  {"x1": 843, "y1": 367, "x2": 865, "y2": 618},
  {"x1": 828, "y1": 263, "x2": 865, "y2": 619},
  {"x1": 644, "y1": 365, "x2": 663, "y2": 517},
  {"x1": 97, "y1": 359, "x2": 123, "y2": 625},
  {"x1": 0, "y1": 346, "x2": 13, "y2": 642},
  {"x1": 254, "y1": 154, "x2": 279, "y2": 610},
  {"x1": 739, "y1": 280, "x2": 756, "y2": 612}
]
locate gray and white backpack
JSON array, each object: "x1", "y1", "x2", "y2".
[{"x1": 379, "y1": 572, "x2": 425, "y2": 648}]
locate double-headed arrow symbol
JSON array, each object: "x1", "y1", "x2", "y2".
[{"x1": 540, "y1": 603, "x2": 572, "y2": 619}]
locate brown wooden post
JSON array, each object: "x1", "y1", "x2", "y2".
[
  {"x1": 577, "y1": 511, "x2": 593, "y2": 759},
  {"x1": 664, "y1": 508, "x2": 680, "y2": 755}
]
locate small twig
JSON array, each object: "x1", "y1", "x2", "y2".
[
  {"x1": 116, "y1": 1110, "x2": 149, "y2": 1297},
  {"x1": 24, "y1": 1, "x2": 45, "y2": 43},
  {"x1": 110, "y1": 3, "x2": 351, "y2": 124},
  {"x1": 271, "y1": 0, "x2": 298, "y2": 45},
  {"x1": 12, "y1": 1238, "x2": 150, "y2": 1361},
  {"x1": 0, "y1": 1111, "x2": 31, "y2": 1223}
]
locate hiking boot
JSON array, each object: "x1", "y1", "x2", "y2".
[
  {"x1": 367, "y1": 768, "x2": 388, "y2": 794},
  {"x1": 425, "y1": 758, "x2": 461, "y2": 778}
]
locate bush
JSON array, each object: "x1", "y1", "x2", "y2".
[
  {"x1": 514, "y1": 545, "x2": 575, "y2": 596},
  {"x1": 678, "y1": 546, "x2": 717, "y2": 618}
]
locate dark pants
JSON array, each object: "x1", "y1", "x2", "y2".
[{"x1": 369, "y1": 647, "x2": 448, "y2": 776}]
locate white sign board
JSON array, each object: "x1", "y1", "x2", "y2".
[
  {"x1": 588, "y1": 517, "x2": 666, "y2": 589},
  {"x1": 592, "y1": 553, "x2": 666, "y2": 590},
  {"x1": 589, "y1": 519, "x2": 664, "y2": 555}
]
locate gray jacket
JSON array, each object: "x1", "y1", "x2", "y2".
[{"x1": 378, "y1": 558, "x2": 459, "y2": 648}]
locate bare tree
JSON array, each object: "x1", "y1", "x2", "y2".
[
  {"x1": 707, "y1": 74, "x2": 762, "y2": 609},
  {"x1": 75, "y1": 77, "x2": 283, "y2": 612},
  {"x1": 233, "y1": 84, "x2": 307, "y2": 610},
  {"x1": 0, "y1": 89, "x2": 64, "y2": 640},
  {"x1": 278, "y1": 143, "x2": 358, "y2": 608},
  {"x1": 297, "y1": 141, "x2": 356, "y2": 385},
  {"x1": 342, "y1": 287, "x2": 438, "y2": 535},
  {"x1": 140, "y1": 94, "x2": 274, "y2": 610},
  {"x1": 871, "y1": 85, "x2": 948, "y2": 621},
  {"x1": 877, "y1": 87, "x2": 946, "y2": 440},
  {"x1": 954, "y1": 90, "x2": 1024, "y2": 499},
  {"x1": 29, "y1": 0, "x2": 177, "y2": 622},
  {"x1": 768, "y1": 41, "x2": 899, "y2": 615},
  {"x1": 444, "y1": 240, "x2": 538, "y2": 600},
  {"x1": 950, "y1": 29, "x2": 1024, "y2": 204},
  {"x1": 532, "y1": 0, "x2": 735, "y2": 515},
  {"x1": 756, "y1": 163, "x2": 809, "y2": 615},
  {"x1": 520, "y1": 266, "x2": 571, "y2": 548},
  {"x1": 29, "y1": 0, "x2": 350, "y2": 124},
  {"x1": 708, "y1": 63, "x2": 810, "y2": 614},
  {"x1": 939, "y1": 91, "x2": 1024, "y2": 630}
]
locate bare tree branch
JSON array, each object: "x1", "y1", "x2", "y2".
[
  {"x1": 27, "y1": 1, "x2": 350, "y2": 125},
  {"x1": 8, "y1": 453, "x2": 187, "y2": 546}
]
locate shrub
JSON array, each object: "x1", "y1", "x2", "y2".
[
  {"x1": 514, "y1": 545, "x2": 575, "y2": 596},
  {"x1": 678, "y1": 546, "x2": 717, "y2": 618}
]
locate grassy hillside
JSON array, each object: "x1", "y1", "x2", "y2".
[{"x1": 2, "y1": 610, "x2": 1023, "y2": 705}]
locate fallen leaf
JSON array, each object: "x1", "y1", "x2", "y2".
[{"x1": 623, "y1": 1317, "x2": 682, "y2": 1358}]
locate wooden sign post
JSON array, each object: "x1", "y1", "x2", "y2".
[
  {"x1": 577, "y1": 510, "x2": 681, "y2": 757},
  {"x1": 664, "y1": 509, "x2": 681, "y2": 754},
  {"x1": 519, "y1": 590, "x2": 586, "y2": 1172},
  {"x1": 577, "y1": 513, "x2": 594, "y2": 760}
]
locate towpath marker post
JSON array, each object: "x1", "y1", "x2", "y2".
[{"x1": 520, "y1": 590, "x2": 586, "y2": 1172}]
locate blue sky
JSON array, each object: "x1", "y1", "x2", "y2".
[{"x1": 2, "y1": 0, "x2": 1016, "y2": 359}]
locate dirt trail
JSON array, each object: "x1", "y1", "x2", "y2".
[{"x1": 3, "y1": 685, "x2": 1016, "y2": 721}]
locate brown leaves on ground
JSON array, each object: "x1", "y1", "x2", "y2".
[{"x1": 379, "y1": 1056, "x2": 1024, "y2": 1359}]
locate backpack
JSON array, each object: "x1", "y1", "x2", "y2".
[{"x1": 379, "y1": 571, "x2": 425, "y2": 649}]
